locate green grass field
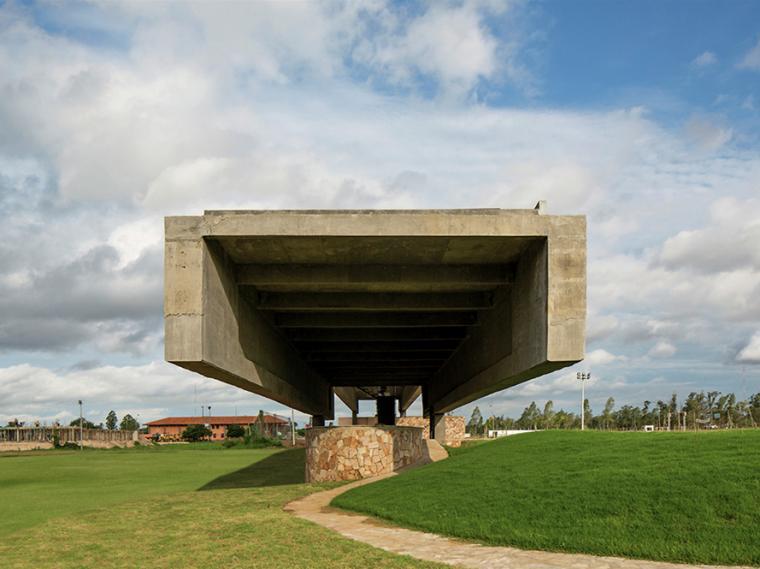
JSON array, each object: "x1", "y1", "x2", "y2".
[
  {"x1": 0, "y1": 445, "x2": 442, "y2": 569},
  {"x1": 333, "y1": 430, "x2": 760, "y2": 566}
]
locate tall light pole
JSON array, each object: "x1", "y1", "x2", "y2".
[
  {"x1": 78, "y1": 400, "x2": 83, "y2": 450},
  {"x1": 577, "y1": 372, "x2": 590, "y2": 430}
]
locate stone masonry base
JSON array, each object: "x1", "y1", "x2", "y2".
[{"x1": 305, "y1": 426, "x2": 424, "y2": 482}]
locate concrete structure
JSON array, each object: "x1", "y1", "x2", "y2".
[
  {"x1": 164, "y1": 207, "x2": 586, "y2": 441},
  {"x1": 305, "y1": 425, "x2": 425, "y2": 482},
  {"x1": 0, "y1": 427, "x2": 137, "y2": 451},
  {"x1": 145, "y1": 415, "x2": 288, "y2": 441}
]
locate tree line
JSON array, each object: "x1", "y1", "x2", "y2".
[
  {"x1": 467, "y1": 391, "x2": 760, "y2": 434},
  {"x1": 6, "y1": 410, "x2": 140, "y2": 431}
]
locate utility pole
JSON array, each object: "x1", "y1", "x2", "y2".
[
  {"x1": 78, "y1": 400, "x2": 83, "y2": 451},
  {"x1": 291, "y1": 409, "x2": 296, "y2": 446},
  {"x1": 577, "y1": 372, "x2": 590, "y2": 430}
]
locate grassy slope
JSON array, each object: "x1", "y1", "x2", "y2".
[
  {"x1": 0, "y1": 445, "x2": 442, "y2": 569},
  {"x1": 333, "y1": 430, "x2": 760, "y2": 566}
]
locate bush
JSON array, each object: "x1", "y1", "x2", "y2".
[
  {"x1": 222, "y1": 439, "x2": 237, "y2": 448},
  {"x1": 242, "y1": 431, "x2": 283, "y2": 448},
  {"x1": 226, "y1": 424, "x2": 245, "y2": 438},
  {"x1": 182, "y1": 424, "x2": 212, "y2": 442}
]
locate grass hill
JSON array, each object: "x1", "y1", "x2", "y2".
[{"x1": 332, "y1": 430, "x2": 760, "y2": 566}]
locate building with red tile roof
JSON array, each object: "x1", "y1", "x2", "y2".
[{"x1": 146, "y1": 414, "x2": 288, "y2": 441}]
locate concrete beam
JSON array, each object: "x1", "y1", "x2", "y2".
[
  {"x1": 254, "y1": 291, "x2": 493, "y2": 312},
  {"x1": 399, "y1": 386, "x2": 422, "y2": 413},
  {"x1": 307, "y1": 351, "x2": 450, "y2": 362},
  {"x1": 276, "y1": 312, "x2": 478, "y2": 328},
  {"x1": 237, "y1": 263, "x2": 513, "y2": 291},
  {"x1": 286, "y1": 327, "x2": 469, "y2": 342},
  {"x1": 296, "y1": 340, "x2": 460, "y2": 353}
]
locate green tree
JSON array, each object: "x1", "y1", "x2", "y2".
[
  {"x1": 120, "y1": 414, "x2": 140, "y2": 431},
  {"x1": 105, "y1": 410, "x2": 118, "y2": 431},
  {"x1": 226, "y1": 424, "x2": 245, "y2": 438},
  {"x1": 582, "y1": 399, "x2": 593, "y2": 429},
  {"x1": 517, "y1": 402, "x2": 541, "y2": 430},
  {"x1": 182, "y1": 424, "x2": 212, "y2": 442},
  {"x1": 542, "y1": 400, "x2": 555, "y2": 429},
  {"x1": 69, "y1": 418, "x2": 97, "y2": 429},
  {"x1": 602, "y1": 397, "x2": 615, "y2": 430},
  {"x1": 467, "y1": 407, "x2": 483, "y2": 435}
]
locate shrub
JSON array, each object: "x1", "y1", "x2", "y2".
[
  {"x1": 182, "y1": 424, "x2": 212, "y2": 442},
  {"x1": 226, "y1": 424, "x2": 245, "y2": 438}
]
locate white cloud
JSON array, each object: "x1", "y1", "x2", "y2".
[
  {"x1": 692, "y1": 51, "x2": 717, "y2": 67},
  {"x1": 737, "y1": 333, "x2": 760, "y2": 364},
  {"x1": 586, "y1": 349, "x2": 627, "y2": 366},
  {"x1": 649, "y1": 340, "x2": 677, "y2": 358},
  {"x1": 684, "y1": 116, "x2": 733, "y2": 151},
  {"x1": 0, "y1": 361, "x2": 307, "y2": 425},
  {"x1": 738, "y1": 37, "x2": 760, "y2": 70}
]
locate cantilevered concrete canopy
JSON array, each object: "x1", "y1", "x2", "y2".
[{"x1": 164, "y1": 207, "x2": 586, "y2": 424}]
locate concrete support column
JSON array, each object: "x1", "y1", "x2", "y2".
[
  {"x1": 312, "y1": 415, "x2": 325, "y2": 427},
  {"x1": 376, "y1": 396, "x2": 396, "y2": 426},
  {"x1": 433, "y1": 413, "x2": 446, "y2": 444},
  {"x1": 351, "y1": 411, "x2": 358, "y2": 425}
]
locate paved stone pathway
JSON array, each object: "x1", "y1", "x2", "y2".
[{"x1": 286, "y1": 443, "x2": 753, "y2": 569}]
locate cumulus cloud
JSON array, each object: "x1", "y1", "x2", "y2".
[
  {"x1": 0, "y1": 361, "x2": 306, "y2": 425},
  {"x1": 586, "y1": 349, "x2": 627, "y2": 366},
  {"x1": 1, "y1": 2, "x2": 759, "y2": 422},
  {"x1": 737, "y1": 37, "x2": 760, "y2": 70},
  {"x1": 736, "y1": 333, "x2": 760, "y2": 364},
  {"x1": 649, "y1": 340, "x2": 677, "y2": 358},
  {"x1": 692, "y1": 51, "x2": 717, "y2": 67}
]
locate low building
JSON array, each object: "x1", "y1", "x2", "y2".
[{"x1": 146, "y1": 415, "x2": 288, "y2": 441}]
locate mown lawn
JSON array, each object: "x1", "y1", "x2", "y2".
[
  {"x1": 333, "y1": 430, "x2": 760, "y2": 566},
  {"x1": 0, "y1": 445, "x2": 442, "y2": 569}
]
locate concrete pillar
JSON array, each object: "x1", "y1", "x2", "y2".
[
  {"x1": 433, "y1": 413, "x2": 446, "y2": 444},
  {"x1": 312, "y1": 415, "x2": 325, "y2": 427},
  {"x1": 351, "y1": 411, "x2": 358, "y2": 425},
  {"x1": 376, "y1": 396, "x2": 396, "y2": 426}
]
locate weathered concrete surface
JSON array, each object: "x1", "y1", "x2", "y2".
[{"x1": 165, "y1": 208, "x2": 586, "y2": 419}]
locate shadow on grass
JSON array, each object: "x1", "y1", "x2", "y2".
[{"x1": 198, "y1": 448, "x2": 305, "y2": 491}]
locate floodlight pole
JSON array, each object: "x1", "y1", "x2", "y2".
[
  {"x1": 78, "y1": 400, "x2": 83, "y2": 451},
  {"x1": 291, "y1": 409, "x2": 296, "y2": 446},
  {"x1": 577, "y1": 372, "x2": 590, "y2": 430}
]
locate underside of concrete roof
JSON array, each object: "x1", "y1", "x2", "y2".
[{"x1": 164, "y1": 208, "x2": 586, "y2": 419}]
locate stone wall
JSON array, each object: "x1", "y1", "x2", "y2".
[
  {"x1": 396, "y1": 415, "x2": 465, "y2": 447},
  {"x1": 305, "y1": 426, "x2": 425, "y2": 482}
]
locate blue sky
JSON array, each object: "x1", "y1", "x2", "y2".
[{"x1": 0, "y1": 0, "x2": 759, "y2": 426}]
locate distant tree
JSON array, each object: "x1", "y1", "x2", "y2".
[
  {"x1": 226, "y1": 424, "x2": 245, "y2": 438},
  {"x1": 601, "y1": 397, "x2": 615, "y2": 430},
  {"x1": 105, "y1": 411, "x2": 118, "y2": 431},
  {"x1": 69, "y1": 418, "x2": 97, "y2": 429},
  {"x1": 542, "y1": 401, "x2": 555, "y2": 429},
  {"x1": 582, "y1": 399, "x2": 593, "y2": 430},
  {"x1": 517, "y1": 402, "x2": 541, "y2": 430},
  {"x1": 182, "y1": 424, "x2": 212, "y2": 442},
  {"x1": 467, "y1": 407, "x2": 483, "y2": 435},
  {"x1": 119, "y1": 414, "x2": 140, "y2": 431}
]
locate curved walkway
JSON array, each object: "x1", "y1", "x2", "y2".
[{"x1": 286, "y1": 449, "x2": 753, "y2": 569}]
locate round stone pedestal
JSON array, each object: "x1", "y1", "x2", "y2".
[{"x1": 305, "y1": 426, "x2": 424, "y2": 482}]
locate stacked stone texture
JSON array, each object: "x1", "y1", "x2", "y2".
[
  {"x1": 396, "y1": 415, "x2": 465, "y2": 447},
  {"x1": 305, "y1": 426, "x2": 424, "y2": 482}
]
